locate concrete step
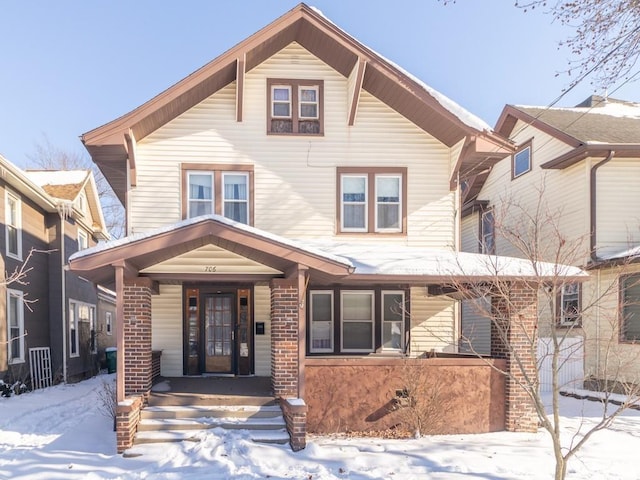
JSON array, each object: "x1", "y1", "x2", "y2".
[
  {"x1": 141, "y1": 404, "x2": 282, "y2": 420},
  {"x1": 137, "y1": 414, "x2": 286, "y2": 431},
  {"x1": 134, "y1": 428, "x2": 290, "y2": 445}
]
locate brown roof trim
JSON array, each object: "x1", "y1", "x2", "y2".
[
  {"x1": 495, "y1": 105, "x2": 582, "y2": 147},
  {"x1": 585, "y1": 254, "x2": 640, "y2": 270},
  {"x1": 541, "y1": 144, "x2": 640, "y2": 169}
]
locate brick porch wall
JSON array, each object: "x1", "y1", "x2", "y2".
[
  {"x1": 281, "y1": 398, "x2": 307, "y2": 451},
  {"x1": 270, "y1": 278, "x2": 299, "y2": 398},
  {"x1": 123, "y1": 280, "x2": 153, "y2": 397},
  {"x1": 491, "y1": 281, "x2": 539, "y2": 432},
  {"x1": 116, "y1": 395, "x2": 143, "y2": 453}
]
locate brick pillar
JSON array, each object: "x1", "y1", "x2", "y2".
[
  {"x1": 123, "y1": 278, "x2": 153, "y2": 397},
  {"x1": 281, "y1": 398, "x2": 307, "y2": 451},
  {"x1": 270, "y1": 278, "x2": 299, "y2": 398},
  {"x1": 491, "y1": 281, "x2": 538, "y2": 432},
  {"x1": 116, "y1": 396, "x2": 143, "y2": 453}
]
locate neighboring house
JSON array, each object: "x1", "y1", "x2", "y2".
[
  {"x1": 0, "y1": 156, "x2": 110, "y2": 387},
  {"x1": 461, "y1": 95, "x2": 640, "y2": 387},
  {"x1": 68, "y1": 3, "x2": 583, "y2": 452},
  {"x1": 96, "y1": 285, "x2": 116, "y2": 368}
]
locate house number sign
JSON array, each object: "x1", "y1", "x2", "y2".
[{"x1": 204, "y1": 266, "x2": 217, "y2": 272}]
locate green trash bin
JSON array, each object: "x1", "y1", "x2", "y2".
[{"x1": 105, "y1": 347, "x2": 117, "y2": 373}]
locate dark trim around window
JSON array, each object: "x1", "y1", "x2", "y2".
[{"x1": 267, "y1": 78, "x2": 324, "y2": 136}]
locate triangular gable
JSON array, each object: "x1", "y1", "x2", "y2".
[{"x1": 82, "y1": 3, "x2": 507, "y2": 203}]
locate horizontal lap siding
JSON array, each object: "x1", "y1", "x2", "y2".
[
  {"x1": 151, "y1": 285, "x2": 183, "y2": 377},
  {"x1": 132, "y1": 43, "x2": 454, "y2": 248},
  {"x1": 253, "y1": 283, "x2": 271, "y2": 376},
  {"x1": 461, "y1": 212, "x2": 479, "y2": 253},
  {"x1": 409, "y1": 286, "x2": 456, "y2": 354}
]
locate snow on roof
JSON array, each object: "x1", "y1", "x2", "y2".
[
  {"x1": 71, "y1": 215, "x2": 585, "y2": 280},
  {"x1": 515, "y1": 100, "x2": 640, "y2": 120},
  {"x1": 309, "y1": 5, "x2": 491, "y2": 133},
  {"x1": 597, "y1": 245, "x2": 640, "y2": 262},
  {"x1": 24, "y1": 170, "x2": 89, "y2": 187}
]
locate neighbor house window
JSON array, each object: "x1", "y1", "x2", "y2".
[
  {"x1": 382, "y1": 291, "x2": 405, "y2": 351},
  {"x1": 309, "y1": 291, "x2": 333, "y2": 353},
  {"x1": 77, "y1": 229, "x2": 88, "y2": 251},
  {"x1": 7, "y1": 289, "x2": 25, "y2": 364},
  {"x1": 69, "y1": 300, "x2": 96, "y2": 357},
  {"x1": 77, "y1": 192, "x2": 87, "y2": 216},
  {"x1": 512, "y1": 140, "x2": 532, "y2": 179},
  {"x1": 338, "y1": 168, "x2": 407, "y2": 234},
  {"x1": 105, "y1": 311, "x2": 113, "y2": 336},
  {"x1": 5, "y1": 190, "x2": 21, "y2": 259},
  {"x1": 267, "y1": 79, "x2": 323, "y2": 135},
  {"x1": 481, "y1": 209, "x2": 495, "y2": 254},
  {"x1": 558, "y1": 283, "x2": 581, "y2": 326},
  {"x1": 341, "y1": 291, "x2": 375, "y2": 353},
  {"x1": 182, "y1": 164, "x2": 254, "y2": 225},
  {"x1": 621, "y1": 275, "x2": 640, "y2": 342}
]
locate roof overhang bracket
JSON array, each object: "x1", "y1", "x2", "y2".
[
  {"x1": 347, "y1": 59, "x2": 367, "y2": 126},
  {"x1": 124, "y1": 129, "x2": 138, "y2": 187},
  {"x1": 236, "y1": 55, "x2": 245, "y2": 122}
]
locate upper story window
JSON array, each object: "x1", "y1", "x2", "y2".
[
  {"x1": 558, "y1": 283, "x2": 581, "y2": 326},
  {"x1": 78, "y1": 229, "x2": 89, "y2": 251},
  {"x1": 267, "y1": 79, "x2": 323, "y2": 135},
  {"x1": 337, "y1": 168, "x2": 407, "y2": 234},
  {"x1": 512, "y1": 140, "x2": 532, "y2": 179},
  {"x1": 77, "y1": 192, "x2": 87, "y2": 216},
  {"x1": 621, "y1": 274, "x2": 640, "y2": 342},
  {"x1": 5, "y1": 190, "x2": 22, "y2": 260},
  {"x1": 481, "y1": 208, "x2": 495, "y2": 254},
  {"x1": 182, "y1": 164, "x2": 253, "y2": 225},
  {"x1": 7, "y1": 289, "x2": 25, "y2": 364}
]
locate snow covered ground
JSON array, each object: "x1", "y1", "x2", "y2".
[{"x1": 1, "y1": 374, "x2": 640, "y2": 479}]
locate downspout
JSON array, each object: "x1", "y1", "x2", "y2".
[{"x1": 590, "y1": 150, "x2": 615, "y2": 261}]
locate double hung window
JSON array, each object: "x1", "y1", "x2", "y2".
[
  {"x1": 268, "y1": 79, "x2": 323, "y2": 135},
  {"x1": 621, "y1": 275, "x2": 640, "y2": 342},
  {"x1": 5, "y1": 191, "x2": 21, "y2": 259},
  {"x1": 7, "y1": 289, "x2": 24, "y2": 364}
]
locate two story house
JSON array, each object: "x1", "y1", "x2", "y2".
[
  {"x1": 68, "y1": 3, "x2": 584, "y2": 452},
  {"x1": 462, "y1": 95, "x2": 640, "y2": 390},
  {"x1": 0, "y1": 155, "x2": 109, "y2": 389}
]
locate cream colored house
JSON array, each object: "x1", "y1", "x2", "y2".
[
  {"x1": 461, "y1": 95, "x2": 640, "y2": 386},
  {"x1": 68, "y1": 3, "x2": 584, "y2": 452}
]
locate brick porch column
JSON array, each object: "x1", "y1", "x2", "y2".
[
  {"x1": 123, "y1": 278, "x2": 154, "y2": 397},
  {"x1": 491, "y1": 281, "x2": 538, "y2": 432},
  {"x1": 270, "y1": 278, "x2": 299, "y2": 398}
]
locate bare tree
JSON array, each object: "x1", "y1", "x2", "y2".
[
  {"x1": 515, "y1": 0, "x2": 640, "y2": 90},
  {"x1": 453, "y1": 193, "x2": 640, "y2": 480},
  {"x1": 27, "y1": 136, "x2": 124, "y2": 238}
]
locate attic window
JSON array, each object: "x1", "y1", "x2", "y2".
[
  {"x1": 267, "y1": 79, "x2": 323, "y2": 135},
  {"x1": 78, "y1": 192, "x2": 87, "y2": 215},
  {"x1": 512, "y1": 140, "x2": 532, "y2": 179}
]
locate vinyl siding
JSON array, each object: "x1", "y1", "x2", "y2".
[
  {"x1": 461, "y1": 212, "x2": 480, "y2": 253},
  {"x1": 151, "y1": 284, "x2": 183, "y2": 377},
  {"x1": 131, "y1": 42, "x2": 455, "y2": 249},
  {"x1": 253, "y1": 283, "x2": 271, "y2": 376},
  {"x1": 409, "y1": 286, "x2": 456, "y2": 354},
  {"x1": 595, "y1": 157, "x2": 640, "y2": 257}
]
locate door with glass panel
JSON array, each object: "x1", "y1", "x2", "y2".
[{"x1": 204, "y1": 294, "x2": 234, "y2": 373}]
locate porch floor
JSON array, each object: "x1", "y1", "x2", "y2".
[{"x1": 149, "y1": 376, "x2": 275, "y2": 407}]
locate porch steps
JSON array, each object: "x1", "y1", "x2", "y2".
[{"x1": 134, "y1": 405, "x2": 289, "y2": 446}]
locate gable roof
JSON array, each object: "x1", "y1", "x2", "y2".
[{"x1": 81, "y1": 3, "x2": 509, "y2": 204}]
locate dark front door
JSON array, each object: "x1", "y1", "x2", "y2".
[{"x1": 204, "y1": 294, "x2": 234, "y2": 373}]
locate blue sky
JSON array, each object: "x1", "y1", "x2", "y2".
[{"x1": 1, "y1": 1, "x2": 638, "y2": 168}]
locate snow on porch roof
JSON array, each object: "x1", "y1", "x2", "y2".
[{"x1": 70, "y1": 215, "x2": 586, "y2": 282}]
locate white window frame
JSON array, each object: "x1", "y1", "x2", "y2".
[
  {"x1": 374, "y1": 174, "x2": 402, "y2": 233},
  {"x1": 513, "y1": 145, "x2": 532, "y2": 178},
  {"x1": 77, "y1": 192, "x2": 87, "y2": 215},
  {"x1": 310, "y1": 290, "x2": 334, "y2": 353},
  {"x1": 222, "y1": 172, "x2": 250, "y2": 224},
  {"x1": 7, "y1": 289, "x2": 25, "y2": 364},
  {"x1": 271, "y1": 85, "x2": 292, "y2": 119},
  {"x1": 341, "y1": 174, "x2": 368, "y2": 233},
  {"x1": 77, "y1": 229, "x2": 88, "y2": 251},
  {"x1": 105, "y1": 311, "x2": 113, "y2": 336},
  {"x1": 382, "y1": 290, "x2": 405, "y2": 352},
  {"x1": 340, "y1": 290, "x2": 375, "y2": 353},
  {"x1": 298, "y1": 85, "x2": 319, "y2": 120},
  {"x1": 559, "y1": 283, "x2": 580, "y2": 326},
  {"x1": 5, "y1": 190, "x2": 22, "y2": 260},
  {"x1": 187, "y1": 171, "x2": 214, "y2": 218}
]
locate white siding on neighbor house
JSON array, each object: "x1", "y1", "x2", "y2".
[
  {"x1": 409, "y1": 286, "x2": 456, "y2": 354},
  {"x1": 131, "y1": 42, "x2": 456, "y2": 249},
  {"x1": 253, "y1": 283, "x2": 271, "y2": 376},
  {"x1": 151, "y1": 284, "x2": 183, "y2": 377},
  {"x1": 595, "y1": 157, "x2": 640, "y2": 257},
  {"x1": 477, "y1": 120, "x2": 590, "y2": 263},
  {"x1": 461, "y1": 212, "x2": 480, "y2": 253},
  {"x1": 460, "y1": 298, "x2": 491, "y2": 355}
]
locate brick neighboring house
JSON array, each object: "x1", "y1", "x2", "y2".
[
  {"x1": 68, "y1": 3, "x2": 584, "y2": 452},
  {"x1": 0, "y1": 155, "x2": 109, "y2": 387}
]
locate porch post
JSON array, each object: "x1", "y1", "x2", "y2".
[
  {"x1": 270, "y1": 277, "x2": 299, "y2": 398},
  {"x1": 297, "y1": 266, "x2": 308, "y2": 399},
  {"x1": 114, "y1": 264, "x2": 125, "y2": 402},
  {"x1": 491, "y1": 281, "x2": 539, "y2": 432}
]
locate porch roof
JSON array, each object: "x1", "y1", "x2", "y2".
[{"x1": 68, "y1": 215, "x2": 587, "y2": 287}]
